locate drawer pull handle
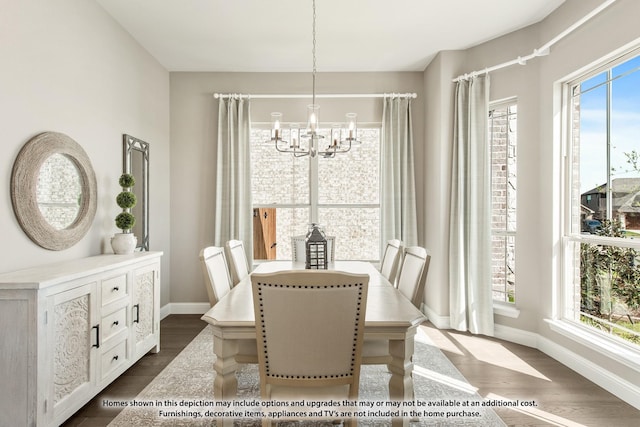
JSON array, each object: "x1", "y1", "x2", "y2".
[
  {"x1": 92, "y1": 324, "x2": 100, "y2": 348},
  {"x1": 112, "y1": 320, "x2": 119, "y2": 326},
  {"x1": 112, "y1": 286, "x2": 119, "y2": 291},
  {"x1": 112, "y1": 355, "x2": 119, "y2": 362},
  {"x1": 133, "y1": 303, "x2": 140, "y2": 323}
]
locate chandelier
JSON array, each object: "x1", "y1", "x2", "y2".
[{"x1": 268, "y1": 0, "x2": 358, "y2": 158}]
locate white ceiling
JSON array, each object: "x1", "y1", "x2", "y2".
[{"x1": 96, "y1": 0, "x2": 565, "y2": 72}]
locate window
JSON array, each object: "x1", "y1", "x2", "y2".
[
  {"x1": 251, "y1": 126, "x2": 381, "y2": 261},
  {"x1": 489, "y1": 101, "x2": 518, "y2": 303},
  {"x1": 564, "y1": 49, "x2": 640, "y2": 347}
]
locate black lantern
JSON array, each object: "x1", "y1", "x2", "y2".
[{"x1": 305, "y1": 223, "x2": 328, "y2": 269}]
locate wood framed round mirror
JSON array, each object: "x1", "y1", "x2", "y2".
[{"x1": 11, "y1": 132, "x2": 98, "y2": 250}]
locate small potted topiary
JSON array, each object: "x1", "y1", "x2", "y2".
[{"x1": 110, "y1": 173, "x2": 138, "y2": 254}]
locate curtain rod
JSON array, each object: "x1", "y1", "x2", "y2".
[
  {"x1": 452, "y1": 0, "x2": 618, "y2": 82},
  {"x1": 213, "y1": 92, "x2": 417, "y2": 99}
]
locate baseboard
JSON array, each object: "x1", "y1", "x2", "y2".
[
  {"x1": 160, "y1": 302, "x2": 210, "y2": 319},
  {"x1": 493, "y1": 323, "x2": 640, "y2": 411},
  {"x1": 537, "y1": 333, "x2": 640, "y2": 411},
  {"x1": 422, "y1": 304, "x2": 450, "y2": 329},
  {"x1": 494, "y1": 324, "x2": 539, "y2": 348}
]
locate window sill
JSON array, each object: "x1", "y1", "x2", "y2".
[
  {"x1": 546, "y1": 319, "x2": 640, "y2": 371},
  {"x1": 493, "y1": 301, "x2": 520, "y2": 318}
]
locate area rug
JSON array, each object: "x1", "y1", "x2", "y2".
[{"x1": 108, "y1": 326, "x2": 505, "y2": 426}]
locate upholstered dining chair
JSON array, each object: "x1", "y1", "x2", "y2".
[
  {"x1": 225, "y1": 239, "x2": 250, "y2": 286},
  {"x1": 291, "y1": 235, "x2": 336, "y2": 262},
  {"x1": 396, "y1": 246, "x2": 431, "y2": 309},
  {"x1": 199, "y1": 246, "x2": 233, "y2": 307},
  {"x1": 379, "y1": 239, "x2": 403, "y2": 286},
  {"x1": 251, "y1": 270, "x2": 369, "y2": 426}
]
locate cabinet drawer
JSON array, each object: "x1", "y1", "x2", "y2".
[
  {"x1": 101, "y1": 274, "x2": 127, "y2": 306},
  {"x1": 101, "y1": 306, "x2": 127, "y2": 343},
  {"x1": 101, "y1": 339, "x2": 129, "y2": 380}
]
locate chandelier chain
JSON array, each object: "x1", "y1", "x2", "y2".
[{"x1": 312, "y1": 0, "x2": 317, "y2": 106}]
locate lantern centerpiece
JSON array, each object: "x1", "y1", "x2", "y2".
[{"x1": 305, "y1": 223, "x2": 328, "y2": 269}]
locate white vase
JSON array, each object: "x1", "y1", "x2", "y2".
[{"x1": 111, "y1": 233, "x2": 137, "y2": 254}]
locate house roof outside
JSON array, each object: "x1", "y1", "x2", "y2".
[
  {"x1": 581, "y1": 204, "x2": 595, "y2": 215},
  {"x1": 582, "y1": 178, "x2": 640, "y2": 213},
  {"x1": 619, "y1": 190, "x2": 640, "y2": 214},
  {"x1": 583, "y1": 178, "x2": 640, "y2": 195}
]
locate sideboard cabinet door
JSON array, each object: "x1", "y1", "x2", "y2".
[
  {"x1": 132, "y1": 262, "x2": 160, "y2": 359},
  {"x1": 49, "y1": 282, "x2": 98, "y2": 424}
]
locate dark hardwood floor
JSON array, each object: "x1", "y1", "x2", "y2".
[{"x1": 63, "y1": 315, "x2": 639, "y2": 426}]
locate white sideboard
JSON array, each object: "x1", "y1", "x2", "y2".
[{"x1": 0, "y1": 252, "x2": 162, "y2": 427}]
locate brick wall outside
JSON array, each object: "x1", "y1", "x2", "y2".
[
  {"x1": 490, "y1": 105, "x2": 517, "y2": 302},
  {"x1": 251, "y1": 127, "x2": 380, "y2": 261}
]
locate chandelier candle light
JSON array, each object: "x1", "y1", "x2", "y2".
[{"x1": 268, "y1": 0, "x2": 359, "y2": 158}]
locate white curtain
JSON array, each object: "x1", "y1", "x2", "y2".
[
  {"x1": 214, "y1": 96, "x2": 253, "y2": 266},
  {"x1": 381, "y1": 96, "x2": 418, "y2": 252},
  {"x1": 449, "y1": 75, "x2": 494, "y2": 336}
]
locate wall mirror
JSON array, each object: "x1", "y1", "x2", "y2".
[
  {"x1": 123, "y1": 134, "x2": 149, "y2": 251},
  {"x1": 11, "y1": 132, "x2": 97, "y2": 250}
]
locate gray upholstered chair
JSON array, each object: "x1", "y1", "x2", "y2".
[
  {"x1": 396, "y1": 246, "x2": 431, "y2": 309},
  {"x1": 199, "y1": 246, "x2": 233, "y2": 307},
  {"x1": 291, "y1": 234, "x2": 335, "y2": 262},
  {"x1": 225, "y1": 239, "x2": 250, "y2": 286},
  {"x1": 251, "y1": 270, "x2": 368, "y2": 426},
  {"x1": 379, "y1": 239, "x2": 403, "y2": 286}
]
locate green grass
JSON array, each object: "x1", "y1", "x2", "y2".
[{"x1": 581, "y1": 314, "x2": 640, "y2": 345}]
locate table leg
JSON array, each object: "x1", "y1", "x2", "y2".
[
  {"x1": 213, "y1": 335, "x2": 238, "y2": 427},
  {"x1": 388, "y1": 329, "x2": 417, "y2": 427}
]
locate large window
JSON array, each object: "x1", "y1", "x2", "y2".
[
  {"x1": 251, "y1": 126, "x2": 381, "y2": 261},
  {"x1": 489, "y1": 101, "x2": 518, "y2": 303},
  {"x1": 564, "y1": 49, "x2": 640, "y2": 347}
]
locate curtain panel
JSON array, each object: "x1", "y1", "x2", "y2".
[
  {"x1": 214, "y1": 97, "x2": 253, "y2": 266},
  {"x1": 449, "y1": 75, "x2": 494, "y2": 336},
  {"x1": 380, "y1": 96, "x2": 418, "y2": 253}
]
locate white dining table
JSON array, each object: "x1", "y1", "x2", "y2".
[{"x1": 201, "y1": 260, "x2": 426, "y2": 427}]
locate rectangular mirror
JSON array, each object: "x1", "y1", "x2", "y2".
[{"x1": 123, "y1": 134, "x2": 149, "y2": 251}]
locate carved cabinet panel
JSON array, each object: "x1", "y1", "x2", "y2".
[
  {"x1": 51, "y1": 283, "x2": 98, "y2": 419},
  {"x1": 132, "y1": 263, "x2": 160, "y2": 359}
]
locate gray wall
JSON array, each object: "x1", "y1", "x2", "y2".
[
  {"x1": 422, "y1": 0, "x2": 640, "y2": 395},
  {"x1": 170, "y1": 72, "x2": 425, "y2": 303},
  {"x1": 0, "y1": 0, "x2": 172, "y2": 305}
]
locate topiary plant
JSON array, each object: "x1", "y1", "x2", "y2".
[{"x1": 115, "y1": 173, "x2": 136, "y2": 232}]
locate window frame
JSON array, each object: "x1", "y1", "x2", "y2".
[
  {"x1": 489, "y1": 98, "x2": 519, "y2": 309},
  {"x1": 559, "y1": 45, "x2": 640, "y2": 357},
  {"x1": 250, "y1": 122, "x2": 382, "y2": 262}
]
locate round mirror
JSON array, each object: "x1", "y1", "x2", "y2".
[{"x1": 11, "y1": 132, "x2": 97, "y2": 250}]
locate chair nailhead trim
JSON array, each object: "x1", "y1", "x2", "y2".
[{"x1": 257, "y1": 281, "x2": 365, "y2": 378}]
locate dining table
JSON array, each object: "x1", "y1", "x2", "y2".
[{"x1": 201, "y1": 260, "x2": 427, "y2": 427}]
